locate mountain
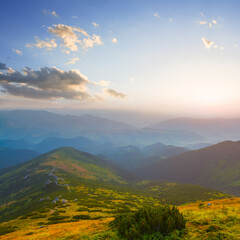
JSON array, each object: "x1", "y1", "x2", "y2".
[
  {"x1": 34, "y1": 136, "x2": 101, "y2": 154},
  {"x1": 0, "y1": 147, "x2": 134, "y2": 222},
  {"x1": 0, "y1": 110, "x2": 205, "y2": 146},
  {"x1": 137, "y1": 140, "x2": 240, "y2": 196},
  {"x1": 0, "y1": 110, "x2": 134, "y2": 141},
  {"x1": 186, "y1": 142, "x2": 212, "y2": 150},
  {"x1": 0, "y1": 147, "x2": 230, "y2": 225},
  {"x1": 100, "y1": 142, "x2": 188, "y2": 170},
  {"x1": 153, "y1": 118, "x2": 240, "y2": 142},
  {"x1": 0, "y1": 148, "x2": 40, "y2": 169},
  {"x1": 142, "y1": 142, "x2": 187, "y2": 157},
  {"x1": 0, "y1": 139, "x2": 32, "y2": 149}
]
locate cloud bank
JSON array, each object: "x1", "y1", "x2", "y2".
[{"x1": 0, "y1": 64, "x2": 90, "y2": 100}]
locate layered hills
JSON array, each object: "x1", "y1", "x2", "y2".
[
  {"x1": 137, "y1": 141, "x2": 240, "y2": 196},
  {"x1": 0, "y1": 147, "x2": 229, "y2": 225}
]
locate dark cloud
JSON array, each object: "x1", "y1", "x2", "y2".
[
  {"x1": 1, "y1": 83, "x2": 90, "y2": 100},
  {"x1": 0, "y1": 64, "x2": 91, "y2": 100},
  {"x1": 0, "y1": 63, "x2": 7, "y2": 70}
]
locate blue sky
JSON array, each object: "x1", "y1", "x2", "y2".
[{"x1": 0, "y1": 0, "x2": 240, "y2": 117}]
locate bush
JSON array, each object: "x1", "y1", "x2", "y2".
[
  {"x1": 112, "y1": 205, "x2": 186, "y2": 240},
  {"x1": 72, "y1": 214, "x2": 91, "y2": 220},
  {"x1": 48, "y1": 215, "x2": 70, "y2": 221}
]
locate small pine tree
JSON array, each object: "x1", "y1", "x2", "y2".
[{"x1": 112, "y1": 205, "x2": 186, "y2": 240}]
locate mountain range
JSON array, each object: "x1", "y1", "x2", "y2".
[{"x1": 137, "y1": 140, "x2": 240, "y2": 196}]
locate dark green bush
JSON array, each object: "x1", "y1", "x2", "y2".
[
  {"x1": 48, "y1": 215, "x2": 70, "y2": 221},
  {"x1": 112, "y1": 205, "x2": 186, "y2": 240},
  {"x1": 72, "y1": 214, "x2": 91, "y2": 220},
  {"x1": 0, "y1": 226, "x2": 17, "y2": 236},
  {"x1": 30, "y1": 214, "x2": 47, "y2": 219}
]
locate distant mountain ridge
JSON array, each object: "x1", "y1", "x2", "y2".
[
  {"x1": 0, "y1": 148, "x2": 40, "y2": 169},
  {"x1": 153, "y1": 118, "x2": 240, "y2": 142},
  {"x1": 137, "y1": 140, "x2": 240, "y2": 196},
  {"x1": 0, "y1": 110, "x2": 205, "y2": 146}
]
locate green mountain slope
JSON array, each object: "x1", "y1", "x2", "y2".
[
  {"x1": 137, "y1": 140, "x2": 240, "y2": 195},
  {"x1": 0, "y1": 147, "x2": 230, "y2": 225}
]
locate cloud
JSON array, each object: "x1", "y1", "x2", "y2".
[
  {"x1": 212, "y1": 20, "x2": 217, "y2": 24},
  {"x1": 233, "y1": 44, "x2": 238, "y2": 48},
  {"x1": 198, "y1": 15, "x2": 218, "y2": 28},
  {"x1": 65, "y1": 57, "x2": 79, "y2": 65},
  {"x1": 92, "y1": 80, "x2": 110, "y2": 87},
  {"x1": 153, "y1": 12, "x2": 160, "y2": 18},
  {"x1": 72, "y1": 16, "x2": 78, "y2": 19},
  {"x1": 52, "y1": 11, "x2": 58, "y2": 17},
  {"x1": 81, "y1": 34, "x2": 103, "y2": 50},
  {"x1": 0, "y1": 63, "x2": 7, "y2": 70},
  {"x1": 13, "y1": 49, "x2": 22, "y2": 55},
  {"x1": 112, "y1": 38, "x2": 117, "y2": 44},
  {"x1": 92, "y1": 22, "x2": 99, "y2": 27},
  {"x1": 48, "y1": 24, "x2": 103, "y2": 52},
  {"x1": 0, "y1": 64, "x2": 91, "y2": 100},
  {"x1": 105, "y1": 88, "x2": 126, "y2": 98},
  {"x1": 43, "y1": 9, "x2": 59, "y2": 17},
  {"x1": 27, "y1": 37, "x2": 57, "y2": 50},
  {"x1": 199, "y1": 21, "x2": 207, "y2": 25},
  {"x1": 201, "y1": 36, "x2": 214, "y2": 49},
  {"x1": 62, "y1": 49, "x2": 70, "y2": 54},
  {"x1": 130, "y1": 76, "x2": 134, "y2": 83},
  {"x1": 169, "y1": 18, "x2": 173, "y2": 22}
]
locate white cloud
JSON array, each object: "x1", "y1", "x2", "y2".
[
  {"x1": 65, "y1": 57, "x2": 79, "y2": 65},
  {"x1": 72, "y1": 16, "x2": 78, "y2": 19},
  {"x1": 92, "y1": 22, "x2": 99, "y2": 27},
  {"x1": 199, "y1": 21, "x2": 207, "y2": 25},
  {"x1": 130, "y1": 76, "x2": 134, "y2": 83},
  {"x1": 153, "y1": 12, "x2": 160, "y2": 18},
  {"x1": 233, "y1": 44, "x2": 238, "y2": 48},
  {"x1": 104, "y1": 88, "x2": 126, "y2": 98},
  {"x1": 43, "y1": 9, "x2": 59, "y2": 17},
  {"x1": 112, "y1": 38, "x2": 117, "y2": 44},
  {"x1": 7, "y1": 67, "x2": 15, "y2": 74},
  {"x1": 92, "y1": 80, "x2": 110, "y2": 87},
  {"x1": 81, "y1": 34, "x2": 103, "y2": 50},
  {"x1": 169, "y1": 18, "x2": 173, "y2": 22},
  {"x1": 219, "y1": 46, "x2": 224, "y2": 50},
  {"x1": 13, "y1": 49, "x2": 22, "y2": 55},
  {"x1": 27, "y1": 37, "x2": 57, "y2": 50},
  {"x1": 52, "y1": 11, "x2": 58, "y2": 17},
  {"x1": 48, "y1": 24, "x2": 103, "y2": 52},
  {"x1": 201, "y1": 36, "x2": 214, "y2": 50},
  {"x1": 62, "y1": 49, "x2": 70, "y2": 54},
  {"x1": 198, "y1": 15, "x2": 218, "y2": 28}
]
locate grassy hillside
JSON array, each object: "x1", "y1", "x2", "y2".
[
  {"x1": 0, "y1": 147, "x2": 230, "y2": 227},
  {"x1": 137, "y1": 140, "x2": 240, "y2": 196},
  {"x1": 1, "y1": 197, "x2": 239, "y2": 239}
]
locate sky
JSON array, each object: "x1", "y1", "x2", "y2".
[{"x1": 0, "y1": 0, "x2": 240, "y2": 117}]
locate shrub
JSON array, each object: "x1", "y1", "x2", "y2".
[
  {"x1": 48, "y1": 215, "x2": 70, "y2": 221},
  {"x1": 30, "y1": 214, "x2": 47, "y2": 219},
  {"x1": 112, "y1": 205, "x2": 186, "y2": 240},
  {"x1": 72, "y1": 214, "x2": 91, "y2": 220}
]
